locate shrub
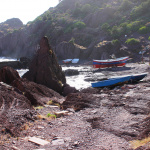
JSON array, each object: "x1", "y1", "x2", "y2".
[
  {"x1": 101, "y1": 23, "x2": 110, "y2": 32},
  {"x1": 119, "y1": 0, "x2": 132, "y2": 11},
  {"x1": 111, "y1": 39, "x2": 120, "y2": 45},
  {"x1": 69, "y1": 37, "x2": 75, "y2": 44},
  {"x1": 125, "y1": 38, "x2": 140, "y2": 45},
  {"x1": 139, "y1": 26, "x2": 150, "y2": 34},
  {"x1": 148, "y1": 36, "x2": 150, "y2": 40},
  {"x1": 73, "y1": 21, "x2": 86, "y2": 30}
]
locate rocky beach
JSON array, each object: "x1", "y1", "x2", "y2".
[{"x1": 0, "y1": 37, "x2": 150, "y2": 150}]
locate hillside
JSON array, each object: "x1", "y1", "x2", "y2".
[{"x1": 0, "y1": 0, "x2": 150, "y2": 61}]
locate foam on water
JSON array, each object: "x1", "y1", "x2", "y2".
[{"x1": 0, "y1": 57, "x2": 17, "y2": 62}]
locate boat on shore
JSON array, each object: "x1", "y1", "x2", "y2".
[
  {"x1": 93, "y1": 56, "x2": 129, "y2": 68},
  {"x1": 91, "y1": 72, "x2": 148, "y2": 88},
  {"x1": 91, "y1": 76, "x2": 131, "y2": 88}
]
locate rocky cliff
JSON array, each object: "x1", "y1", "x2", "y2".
[{"x1": 0, "y1": 0, "x2": 150, "y2": 61}]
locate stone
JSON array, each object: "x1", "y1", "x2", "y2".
[
  {"x1": 28, "y1": 136, "x2": 49, "y2": 146},
  {"x1": 23, "y1": 37, "x2": 66, "y2": 95},
  {"x1": 0, "y1": 66, "x2": 20, "y2": 84}
]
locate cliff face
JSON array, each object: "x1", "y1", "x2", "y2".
[{"x1": 0, "y1": 0, "x2": 150, "y2": 61}]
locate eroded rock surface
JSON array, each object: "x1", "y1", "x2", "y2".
[{"x1": 23, "y1": 37, "x2": 66, "y2": 94}]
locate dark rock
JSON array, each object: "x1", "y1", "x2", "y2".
[
  {"x1": 0, "y1": 82, "x2": 35, "y2": 136},
  {"x1": 62, "y1": 84, "x2": 78, "y2": 97},
  {"x1": 61, "y1": 92, "x2": 101, "y2": 111},
  {"x1": 64, "y1": 69, "x2": 79, "y2": 76},
  {"x1": 0, "y1": 66, "x2": 20, "y2": 84},
  {"x1": 23, "y1": 37, "x2": 66, "y2": 95},
  {"x1": 12, "y1": 78, "x2": 64, "y2": 106}
]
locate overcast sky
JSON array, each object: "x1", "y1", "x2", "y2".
[{"x1": 0, "y1": 0, "x2": 59, "y2": 24}]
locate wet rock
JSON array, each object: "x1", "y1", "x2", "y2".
[
  {"x1": 0, "y1": 66, "x2": 20, "y2": 84},
  {"x1": 0, "y1": 82, "x2": 35, "y2": 136},
  {"x1": 23, "y1": 37, "x2": 66, "y2": 94}
]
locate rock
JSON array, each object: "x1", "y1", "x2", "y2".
[
  {"x1": 28, "y1": 136, "x2": 49, "y2": 146},
  {"x1": 0, "y1": 82, "x2": 35, "y2": 136},
  {"x1": 61, "y1": 93, "x2": 101, "y2": 111},
  {"x1": 55, "y1": 41, "x2": 86, "y2": 60},
  {"x1": 62, "y1": 84, "x2": 78, "y2": 96},
  {"x1": 64, "y1": 69, "x2": 79, "y2": 76},
  {"x1": 0, "y1": 66, "x2": 20, "y2": 84},
  {"x1": 23, "y1": 37, "x2": 66, "y2": 95},
  {"x1": 12, "y1": 78, "x2": 64, "y2": 106}
]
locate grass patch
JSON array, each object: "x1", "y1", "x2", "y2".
[
  {"x1": 130, "y1": 137, "x2": 150, "y2": 149},
  {"x1": 46, "y1": 113, "x2": 56, "y2": 119}
]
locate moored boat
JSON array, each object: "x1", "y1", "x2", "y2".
[
  {"x1": 93, "y1": 56, "x2": 129, "y2": 68},
  {"x1": 91, "y1": 76, "x2": 131, "y2": 88},
  {"x1": 129, "y1": 72, "x2": 148, "y2": 83},
  {"x1": 62, "y1": 59, "x2": 72, "y2": 64}
]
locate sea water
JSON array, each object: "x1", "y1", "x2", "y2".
[{"x1": 0, "y1": 57, "x2": 93, "y2": 90}]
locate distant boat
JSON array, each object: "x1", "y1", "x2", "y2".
[
  {"x1": 62, "y1": 59, "x2": 72, "y2": 64},
  {"x1": 93, "y1": 56, "x2": 129, "y2": 68},
  {"x1": 72, "y1": 58, "x2": 79, "y2": 64},
  {"x1": 63, "y1": 58, "x2": 79, "y2": 64},
  {"x1": 91, "y1": 76, "x2": 131, "y2": 88}
]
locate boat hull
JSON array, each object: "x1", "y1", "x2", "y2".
[
  {"x1": 91, "y1": 76, "x2": 131, "y2": 88},
  {"x1": 93, "y1": 56, "x2": 129, "y2": 68}
]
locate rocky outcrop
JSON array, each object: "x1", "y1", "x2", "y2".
[
  {"x1": 12, "y1": 78, "x2": 64, "y2": 106},
  {"x1": 0, "y1": 66, "x2": 20, "y2": 84},
  {"x1": 55, "y1": 41, "x2": 87, "y2": 60},
  {"x1": 0, "y1": 82, "x2": 35, "y2": 136},
  {"x1": 23, "y1": 37, "x2": 66, "y2": 94}
]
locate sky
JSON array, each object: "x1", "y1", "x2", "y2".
[{"x1": 0, "y1": 0, "x2": 59, "y2": 24}]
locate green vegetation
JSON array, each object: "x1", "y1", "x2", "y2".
[
  {"x1": 125, "y1": 38, "x2": 140, "y2": 45},
  {"x1": 47, "y1": 113, "x2": 56, "y2": 119},
  {"x1": 148, "y1": 36, "x2": 150, "y2": 40},
  {"x1": 111, "y1": 39, "x2": 120, "y2": 45}
]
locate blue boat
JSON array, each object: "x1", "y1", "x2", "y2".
[
  {"x1": 129, "y1": 72, "x2": 148, "y2": 83},
  {"x1": 91, "y1": 76, "x2": 131, "y2": 88}
]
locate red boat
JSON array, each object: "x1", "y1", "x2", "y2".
[{"x1": 93, "y1": 56, "x2": 129, "y2": 68}]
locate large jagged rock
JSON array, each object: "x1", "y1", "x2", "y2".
[{"x1": 23, "y1": 37, "x2": 66, "y2": 94}]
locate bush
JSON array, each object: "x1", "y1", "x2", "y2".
[
  {"x1": 125, "y1": 38, "x2": 140, "y2": 45},
  {"x1": 119, "y1": 0, "x2": 132, "y2": 11},
  {"x1": 101, "y1": 23, "x2": 110, "y2": 32},
  {"x1": 73, "y1": 21, "x2": 86, "y2": 29},
  {"x1": 131, "y1": 0, "x2": 150, "y2": 18},
  {"x1": 139, "y1": 26, "x2": 150, "y2": 34},
  {"x1": 111, "y1": 39, "x2": 120, "y2": 45},
  {"x1": 148, "y1": 36, "x2": 150, "y2": 40}
]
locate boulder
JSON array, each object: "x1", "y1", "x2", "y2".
[
  {"x1": 23, "y1": 37, "x2": 66, "y2": 94},
  {"x1": 64, "y1": 69, "x2": 79, "y2": 76},
  {"x1": 62, "y1": 84, "x2": 78, "y2": 97},
  {"x1": 0, "y1": 66, "x2": 20, "y2": 84}
]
